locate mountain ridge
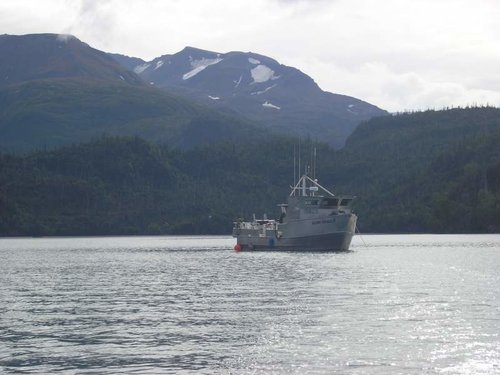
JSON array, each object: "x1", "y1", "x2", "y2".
[
  {"x1": 1, "y1": 33, "x2": 386, "y2": 152},
  {"x1": 0, "y1": 33, "x2": 142, "y2": 87},
  {"x1": 0, "y1": 34, "x2": 273, "y2": 152},
  {"x1": 111, "y1": 46, "x2": 387, "y2": 148}
]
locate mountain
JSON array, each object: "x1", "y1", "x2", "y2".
[
  {"x1": 0, "y1": 34, "x2": 269, "y2": 152},
  {"x1": 0, "y1": 33, "x2": 141, "y2": 86},
  {"x1": 111, "y1": 47, "x2": 387, "y2": 148}
]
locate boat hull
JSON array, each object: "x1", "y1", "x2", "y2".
[
  {"x1": 234, "y1": 214, "x2": 357, "y2": 252},
  {"x1": 235, "y1": 232, "x2": 355, "y2": 252}
]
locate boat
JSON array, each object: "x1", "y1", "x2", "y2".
[{"x1": 232, "y1": 172, "x2": 357, "y2": 251}]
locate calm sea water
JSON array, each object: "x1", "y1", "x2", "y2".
[{"x1": 0, "y1": 234, "x2": 499, "y2": 374}]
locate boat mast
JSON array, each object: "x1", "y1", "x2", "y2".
[
  {"x1": 313, "y1": 145, "x2": 317, "y2": 180},
  {"x1": 298, "y1": 140, "x2": 301, "y2": 192},
  {"x1": 302, "y1": 171, "x2": 307, "y2": 196},
  {"x1": 290, "y1": 141, "x2": 322, "y2": 197},
  {"x1": 289, "y1": 174, "x2": 336, "y2": 198},
  {"x1": 293, "y1": 144, "x2": 296, "y2": 191}
]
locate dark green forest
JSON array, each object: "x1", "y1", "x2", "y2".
[
  {"x1": 1, "y1": 107, "x2": 499, "y2": 236},
  {"x1": 331, "y1": 107, "x2": 500, "y2": 233},
  {"x1": 0, "y1": 136, "x2": 297, "y2": 235},
  {"x1": 0, "y1": 78, "x2": 266, "y2": 153}
]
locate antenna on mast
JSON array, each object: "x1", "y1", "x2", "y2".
[
  {"x1": 313, "y1": 144, "x2": 317, "y2": 180},
  {"x1": 298, "y1": 139, "x2": 301, "y2": 179},
  {"x1": 309, "y1": 145, "x2": 312, "y2": 177},
  {"x1": 293, "y1": 144, "x2": 296, "y2": 188}
]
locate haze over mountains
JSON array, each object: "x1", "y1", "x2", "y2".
[{"x1": 0, "y1": 33, "x2": 386, "y2": 152}]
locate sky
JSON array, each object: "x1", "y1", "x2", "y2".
[{"x1": 1, "y1": 0, "x2": 500, "y2": 112}]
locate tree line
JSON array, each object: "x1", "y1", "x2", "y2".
[{"x1": 1, "y1": 107, "x2": 499, "y2": 236}]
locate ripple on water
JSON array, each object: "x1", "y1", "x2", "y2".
[{"x1": 0, "y1": 234, "x2": 499, "y2": 374}]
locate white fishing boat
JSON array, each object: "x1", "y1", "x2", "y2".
[{"x1": 232, "y1": 172, "x2": 357, "y2": 251}]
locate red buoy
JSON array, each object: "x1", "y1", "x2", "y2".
[{"x1": 234, "y1": 244, "x2": 242, "y2": 252}]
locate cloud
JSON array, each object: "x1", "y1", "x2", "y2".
[
  {"x1": 287, "y1": 58, "x2": 500, "y2": 112},
  {"x1": 275, "y1": 0, "x2": 500, "y2": 110},
  {"x1": 271, "y1": 0, "x2": 331, "y2": 4},
  {"x1": 0, "y1": 0, "x2": 499, "y2": 111},
  {"x1": 61, "y1": 0, "x2": 115, "y2": 45},
  {"x1": 56, "y1": 33, "x2": 75, "y2": 42}
]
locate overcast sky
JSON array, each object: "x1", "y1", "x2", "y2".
[{"x1": 1, "y1": 0, "x2": 500, "y2": 112}]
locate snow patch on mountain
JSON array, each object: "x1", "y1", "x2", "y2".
[
  {"x1": 183, "y1": 57, "x2": 223, "y2": 80},
  {"x1": 154, "y1": 60, "x2": 164, "y2": 70},
  {"x1": 248, "y1": 57, "x2": 260, "y2": 65},
  {"x1": 263, "y1": 101, "x2": 281, "y2": 110},
  {"x1": 234, "y1": 75, "x2": 243, "y2": 88},
  {"x1": 251, "y1": 65, "x2": 279, "y2": 83},
  {"x1": 134, "y1": 63, "x2": 150, "y2": 74},
  {"x1": 251, "y1": 84, "x2": 277, "y2": 95}
]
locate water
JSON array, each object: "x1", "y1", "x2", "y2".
[{"x1": 0, "y1": 234, "x2": 499, "y2": 374}]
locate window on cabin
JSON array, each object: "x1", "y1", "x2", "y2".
[
  {"x1": 304, "y1": 199, "x2": 319, "y2": 206},
  {"x1": 339, "y1": 198, "x2": 352, "y2": 206},
  {"x1": 320, "y1": 198, "x2": 339, "y2": 207}
]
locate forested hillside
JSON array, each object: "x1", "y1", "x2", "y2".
[
  {"x1": 0, "y1": 78, "x2": 266, "y2": 153},
  {"x1": 1, "y1": 107, "x2": 499, "y2": 236},
  {"x1": 328, "y1": 107, "x2": 500, "y2": 232},
  {"x1": 0, "y1": 136, "x2": 299, "y2": 235}
]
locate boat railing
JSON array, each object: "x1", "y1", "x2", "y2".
[{"x1": 233, "y1": 219, "x2": 277, "y2": 231}]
